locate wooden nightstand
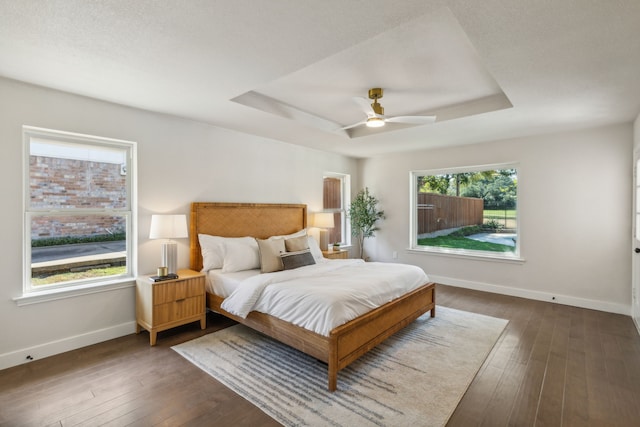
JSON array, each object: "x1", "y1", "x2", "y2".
[
  {"x1": 322, "y1": 249, "x2": 348, "y2": 259},
  {"x1": 136, "y1": 269, "x2": 206, "y2": 345}
]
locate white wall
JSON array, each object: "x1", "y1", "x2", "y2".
[
  {"x1": 0, "y1": 77, "x2": 358, "y2": 369},
  {"x1": 360, "y1": 124, "x2": 633, "y2": 315},
  {"x1": 0, "y1": 74, "x2": 634, "y2": 369}
]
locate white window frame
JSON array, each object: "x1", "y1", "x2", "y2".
[
  {"x1": 323, "y1": 172, "x2": 351, "y2": 247},
  {"x1": 16, "y1": 126, "x2": 137, "y2": 305},
  {"x1": 409, "y1": 162, "x2": 523, "y2": 262}
]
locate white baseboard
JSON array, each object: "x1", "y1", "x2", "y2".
[
  {"x1": 430, "y1": 275, "x2": 632, "y2": 316},
  {"x1": 1, "y1": 280, "x2": 634, "y2": 371},
  {"x1": 0, "y1": 321, "x2": 137, "y2": 371}
]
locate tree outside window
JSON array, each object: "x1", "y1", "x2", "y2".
[{"x1": 411, "y1": 165, "x2": 518, "y2": 258}]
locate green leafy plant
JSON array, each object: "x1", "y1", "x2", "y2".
[
  {"x1": 348, "y1": 188, "x2": 385, "y2": 259},
  {"x1": 482, "y1": 219, "x2": 504, "y2": 231},
  {"x1": 32, "y1": 232, "x2": 126, "y2": 247},
  {"x1": 449, "y1": 225, "x2": 482, "y2": 237}
]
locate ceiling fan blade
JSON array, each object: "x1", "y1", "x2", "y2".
[
  {"x1": 385, "y1": 115, "x2": 437, "y2": 125},
  {"x1": 352, "y1": 97, "x2": 375, "y2": 116},
  {"x1": 338, "y1": 119, "x2": 367, "y2": 130}
]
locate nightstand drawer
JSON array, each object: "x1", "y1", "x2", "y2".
[
  {"x1": 153, "y1": 295, "x2": 205, "y2": 325},
  {"x1": 153, "y1": 276, "x2": 203, "y2": 304}
]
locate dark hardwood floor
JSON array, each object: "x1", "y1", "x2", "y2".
[
  {"x1": 1, "y1": 285, "x2": 639, "y2": 426},
  {"x1": 441, "y1": 286, "x2": 640, "y2": 427}
]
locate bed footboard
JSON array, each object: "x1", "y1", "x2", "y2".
[
  {"x1": 207, "y1": 282, "x2": 436, "y2": 391},
  {"x1": 328, "y1": 282, "x2": 436, "y2": 390}
]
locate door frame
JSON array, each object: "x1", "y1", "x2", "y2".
[{"x1": 632, "y1": 149, "x2": 640, "y2": 333}]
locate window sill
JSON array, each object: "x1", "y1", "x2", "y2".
[
  {"x1": 407, "y1": 247, "x2": 525, "y2": 264},
  {"x1": 13, "y1": 277, "x2": 135, "y2": 306}
]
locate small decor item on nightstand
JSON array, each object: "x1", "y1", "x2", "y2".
[
  {"x1": 148, "y1": 273, "x2": 179, "y2": 282},
  {"x1": 332, "y1": 242, "x2": 341, "y2": 251}
]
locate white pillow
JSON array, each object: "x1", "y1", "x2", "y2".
[
  {"x1": 307, "y1": 235, "x2": 327, "y2": 263},
  {"x1": 269, "y1": 228, "x2": 307, "y2": 240},
  {"x1": 198, "y1": 234, "x2": 225, "y2": 271},
  {"x1": 199, "y1": 235, "x2": 256, "y2": 271},
  {"x1": 221, "y1": 238, "x2": 260, "y2": 273}
]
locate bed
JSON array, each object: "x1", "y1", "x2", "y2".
[{"x1": 189, "y1": 202, "x2": 436, "y2": 391}]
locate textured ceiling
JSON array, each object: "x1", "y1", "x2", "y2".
[
  {"x1": 1, "y1": 0, "x2": 639, "y2": 158},
  {"x1": 233, "y1": 7, "x2": 512, "y2": 138}
]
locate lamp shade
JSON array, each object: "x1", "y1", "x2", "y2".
[
  {"x1": 149, "y1": 214, "x2": 188, "y2": 239},
  {"x1": 313, "y1": 212, "x2": 335, "y2": 229}
]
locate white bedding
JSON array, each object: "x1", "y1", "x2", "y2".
[
  {"x1": 220, "y1": 259, "x2": 429, "y2": 336},
  {"x1": 206, "y1": 268, "x2": 261, "y2": 298}
]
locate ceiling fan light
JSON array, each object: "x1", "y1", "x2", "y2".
[{"x1": 366, "y1": 117, "x2": 385, "y2": 128}]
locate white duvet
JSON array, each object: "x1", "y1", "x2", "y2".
[{"x1": 220, "y1": 259, "x2": 429, "y2": 336}]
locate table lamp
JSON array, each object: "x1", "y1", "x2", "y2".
[
  {"x1": 149, "y1": 214, "x2": 188, "y2": 276},
  {"x1": 313, "y1": 212, "x2": 335, "y2": 251}
]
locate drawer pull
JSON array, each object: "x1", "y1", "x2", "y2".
[{"x1": 175, "y1": 298, "x2": 186, "y2": 302}]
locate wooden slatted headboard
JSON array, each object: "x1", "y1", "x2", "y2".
[{"x1": 189, "y1": 202, "x2": 308, "y2": 271}]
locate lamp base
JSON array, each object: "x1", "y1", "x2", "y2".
[
  {"x1": 319, "y1": 229, "x2": 329, "y2": 252},
  {"x1": 161, "y1": 241, "x2": 178, "y2": 276}
]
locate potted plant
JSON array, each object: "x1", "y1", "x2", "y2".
[
  {"x1": 348, "y1": 187, "x2": 385, "y2": 260},
  {"x1": 332, "y1": 242, "x2": 341, "y2": 251}
]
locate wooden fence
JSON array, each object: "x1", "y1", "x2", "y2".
[{"x1": 417, "y1": 193, "x2": 483, "y2": 234}]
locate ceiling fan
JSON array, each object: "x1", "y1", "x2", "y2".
[{"x1": 340, "y1": 88, "x2": 437, "y2": 130}]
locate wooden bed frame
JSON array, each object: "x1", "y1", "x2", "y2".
[{"x1": 189, "y1": 202, "x2": 436, "y2": 391}]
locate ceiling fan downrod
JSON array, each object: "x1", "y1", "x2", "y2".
[{"x1": 368, "y1": 88, "x2": 384, "y2": 115}]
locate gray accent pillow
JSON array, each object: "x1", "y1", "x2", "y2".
[{"x1": 280, "y1": 249, "x2": 316, "y2": 270}]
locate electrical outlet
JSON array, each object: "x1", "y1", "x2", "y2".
[{"x1": 392, "y1": 251, "x2": 398, "y2": 259}]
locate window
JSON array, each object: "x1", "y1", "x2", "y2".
[
  {"x1": 410, "y1": 164, "x2": 519, "y2": 259},
  {"x1": 23, "y1": 126, "x2": 136, "y2": 295},
  {"x1": 323, "y1": 173, "x2": 351, "y2": 246}
]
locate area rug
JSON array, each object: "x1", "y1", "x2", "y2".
[{"x1": 172, "y1": 306, "x2": 508, "y2": 427}]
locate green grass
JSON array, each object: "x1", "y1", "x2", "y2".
[
  {"x1": 418, "y1": 235, "x2": 515, "y2": 253},
  {"x1": 32, "y1": 266, "x2": 127, "y2": 286},
  {"x1": 483, "y1": 209, "x2": 516, "y2": 219}
]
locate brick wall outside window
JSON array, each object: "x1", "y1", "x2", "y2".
[{"x1": 30, "y1": 156, "x2": 126, "y2": 240}]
